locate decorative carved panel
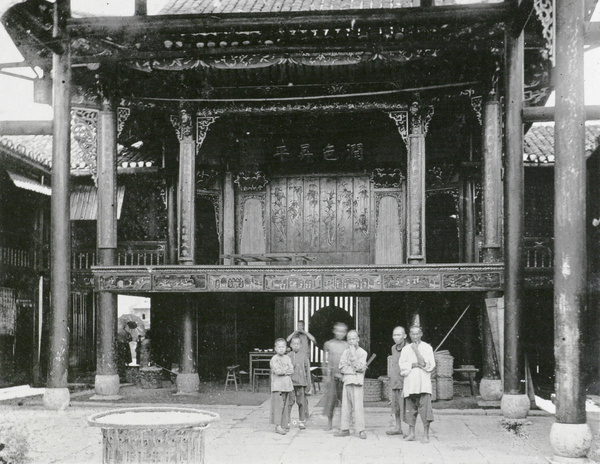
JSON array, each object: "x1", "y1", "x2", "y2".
[
  {"x1": 269, "y1": 175, "x2": 371, "y2": 264},
  {"x1": 71, "y1": 107, "x2": 99, "y2": 183}
]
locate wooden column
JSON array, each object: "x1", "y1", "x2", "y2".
[
  {"x1": 176, "y1": 294, "x2": 199, "y2": 393},
  {"x1": 134, "y1": 0, "x2": 147, "y2": 16},
  {"x1": 274, "y1": 297, "x2": 294, "y2": 338},
  {"x1": 44, "y1": 0, "x2": 71, "y2": 410},
  {"x1": 461, "y1": 175, "x2": 476, "y2": 263},
  {"x1": 174, "y1": 115, "x2": 199, "y2": 391},
  {"x1": 389, "y1": 103, "x2": 433, "y2": 265},
  {"x1": 407, "y1": 127, "x2": 427, "y2": 264},
  {"x1": 501, "y1": 25, "x2": 529, "y2": 419},
  {"x1": 167, "y1": 175, "x2": 177, "y2": 264},
  {"x1": 482, "y1": 92, "x2": 503, "y2": 263},
  {"x1": 180, "y1": 297, "x2": 196, "y2": 373},
  {"x1": 172, "y1": 109, "x2": 196, "y2": 265},
  {"x1": 94, "y1": 99, "x2": 120, "y2": 396},
  {"x1": 553, "y1": 0, "x2": 589, "y2": 438},
  {"x1": 223, "y1": 171, "x2": 236, "y2": 259},
  {"x1": 357, "y1": 297, "x2": 371, "y2": 354}
]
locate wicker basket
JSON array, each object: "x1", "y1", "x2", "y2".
[
  {"x1": 434, "y1": 352, "x2": 454, "y2": 377},
  {"x1": 437, "y1": 376, "x2": 454, "y2": 400},
  {"x1": 363, "y1": 378, "x2": 382, "y2": 402},
  {"x1": 431, "y1": 377, "x2": 437, "y2": 402},
  {"x1": 378, "y1": 376, "x2": 391, "y2": 402}
]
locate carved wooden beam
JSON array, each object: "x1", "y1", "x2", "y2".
[{"x1": 91, "y1": 263, "x2": 505, "y2": 293}]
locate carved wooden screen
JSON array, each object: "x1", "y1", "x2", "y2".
[{"x1": 268, "y1": 176, "x2": 372, "y2": 264}]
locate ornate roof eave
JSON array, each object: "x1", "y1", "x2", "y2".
[{"x1": 66, "y1": 3, "x2": 512, "y2": 37}]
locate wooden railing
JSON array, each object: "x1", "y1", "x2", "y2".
[
  {"x1": 71, "y1": 241, "x2": 167, "y2": 270},
  {"x1": 68, "y1": 238, "x2": 554, "y2": 271},
  {"x1": 0, "y1": 231, "x2": 33, "y2": 269}
]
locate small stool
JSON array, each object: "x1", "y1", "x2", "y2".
[
  {"x1": 453, "y1": 368, "x2": 479, "y2": 396},
  {"x1": 310, "y1": 367, "x2": 322, "y2": 393},
  {"x1": 225, "y1": 365, "x2": 240, "y2": 392},
  {"x1": 252, "y1": 368, "x2": 271, "y2": 393}
]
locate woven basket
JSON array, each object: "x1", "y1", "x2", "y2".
[
  {"x1": 437, "y1": 376, "x2": 454, "y2": 400},
  {"x1": 431, "y1": 377, "x2": 437, "y2": 402},
  {"x1": 378, "y1": 376, "x2": 391, "y2": 402},
  {"x1": 434, "y1": 353, "x2": 454, "y2": 377},
  {"x1": 363, "y1": 378, "x2": 382, "y2": 402}
]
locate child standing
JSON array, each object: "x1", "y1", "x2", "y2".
[
  {"x1": 270, "y1": 338, "x2": 294, "y2": 435},
  {"x1": 287, "y1": 337, "x2": 311, "y2": 430},
  {"x1": 335, "y1": 330, "x2": 368, "y2": 439}
]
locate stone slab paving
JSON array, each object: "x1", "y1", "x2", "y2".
[{"x1": 0, "y1": 394, "x2": 557, "y2": 464}]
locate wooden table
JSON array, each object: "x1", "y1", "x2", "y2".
[
  {"x1": 454, "y1": 367, "x2": 480, "y2": 396},
  {"x1": 248, "y1": 351, "x2": 273, "y2": 379}
]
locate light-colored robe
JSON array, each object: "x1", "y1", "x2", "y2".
[{"x1": 399, "y1": 341, "x2": 436, "y2": 397}]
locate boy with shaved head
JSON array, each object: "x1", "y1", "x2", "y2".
[
  {"x1": 386, "y1": 326, "x2": 408, "y2": 437},
  {"x1": 334, "y1": 330, "x2": 368, "y2": 439}
]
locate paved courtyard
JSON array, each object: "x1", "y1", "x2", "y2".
[{"x1": 0, "y1": 391, "x2": 563, "y2": 464}]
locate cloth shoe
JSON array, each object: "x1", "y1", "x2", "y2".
[
  {"x1": 275, "y1": 426, "x2": 287, "y2": 435},
  {"x1": 334, "y1": 429, "x2": 350, "y2": 437},
  {"x1": 299, "y1": 422, "x2": 306, "y2": 430},
  {"x1": 358, "y1": 431, "x2": 367, "y2": 439}
]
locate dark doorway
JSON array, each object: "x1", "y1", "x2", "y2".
[{"x1": 426, "y1": 192, "x2": 459, "y2": 263}]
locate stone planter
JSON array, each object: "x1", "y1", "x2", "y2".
[{"x1": 88, "y1": 407, "x2": 219, "y2": 464}]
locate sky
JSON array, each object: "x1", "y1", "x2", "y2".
[{"x1": 0, "y1": 0, "x2": 599, "y2": 121}]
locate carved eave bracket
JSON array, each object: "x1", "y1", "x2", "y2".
[
  {"x1": 408, "y1": 101, "x2": 435, "y2": 137},
  {"x1": 389, "y1": 101, "x2": 434, "y2": 147},
  {"x1": 170, "y1": 109, "x2": 193, "y2": 142},
  {"x1": 534, "y1": 0, "x2": 555, "y2": 65},
  {"x1": 388, "y1": 111, "x2": 409, "y2": 146},
  {"x1": 71, "y1": 107, "x2": 99, "y2": 184},
  {"x1": 117, "y1": 107, "x2": 131, "y2": 138},
  {"x1": 196, "y1": 116, "x2": 218, "y2": 155}
]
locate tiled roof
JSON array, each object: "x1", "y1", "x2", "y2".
[
  {"x1": 160, "y1": 0, "x2": 420, "y2": 15},
  {"x1": 0, "y1": 135, "x2": 158, "y2": 174},
  {"x1": 159, "y1": 0, "x2": 503, "y2": 15},
  {"x1": 523, "y1": 123, "x2": 600, "y2": 164}
]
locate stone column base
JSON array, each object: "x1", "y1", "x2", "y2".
[
  {"x1": 43, "y1": 387, "x2": 70, "y2": 411},
  {"x1": 480, "y1": 378, "x2": 503, "y2": 401},
  {"x1": 176, "y1": 373, "x2": 200, "y2": 394},
  {"x1": 92, "y1": 374, "x2": 121, "y2": 399},
  {"x1": 550, "y1": 423, "x2": 592, "y2": 462},
  {"x1": 501, "y1": 393, "x2": 530, "y2": 419}
]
